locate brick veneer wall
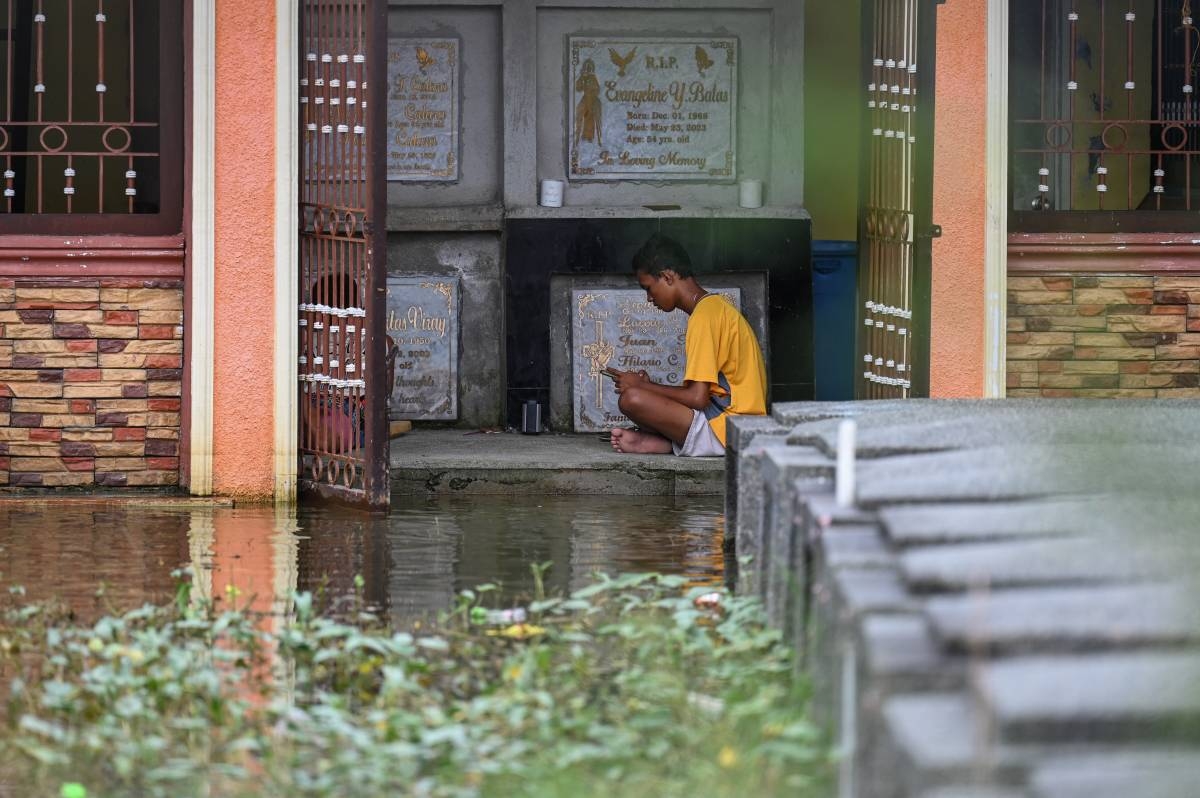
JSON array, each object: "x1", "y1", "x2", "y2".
[
  {"x1": 1007, "y1": 274, "x2": 1200, "y2": 398},
  {"x1": 0, "y1": 277, "x2": 183, "y2": 488}
]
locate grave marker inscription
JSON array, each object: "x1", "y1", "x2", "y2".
[
  {"x1": 567, "y1": 35, "x2": 738, "y2": 180},
  {"x1": 387, "y1": 37, "x2": 459, "y2": 181},
  {"x1": 386, "y1": 276, "x2": 459, "y2": 420},
  {"x1": 572, "y1": 288, "x2": 740, "y2": 432}
]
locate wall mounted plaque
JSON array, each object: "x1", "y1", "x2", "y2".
[
  {"x1": 386, "y1": 276, "x2": 459, "y2": 420},
  {"x1": 571, "y1": 288, "x2": 741, "y2": 432},
  {"x1": 567, "y1": 36, "x2": 737, "y2": 181},
  {"x1": 387, "y1": 38, "x2": 459, "y2": 181}
]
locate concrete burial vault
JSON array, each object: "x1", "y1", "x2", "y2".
[{"x1": 728, "y1": 399, "x2": 1200, "y2": 798}]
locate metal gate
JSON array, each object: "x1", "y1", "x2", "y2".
[
  {"x1": 857, "y1": 0, "x2": 936, "y2": 398},
  {"x1": 298, "y1": 0, "x2": 388, "y2": 508}
]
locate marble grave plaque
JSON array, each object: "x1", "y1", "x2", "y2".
[
  {"x1": 387, "y1": 38, "x2": 459, "y2": 181},
  {"x1": 568, "y1": 36, "x2": 737, "y2": 180},
  {"x1": 386, "y1": 276, "x2": 459, "y2": 420},
  {"x1": 572, "y1": 288, "x2": 740, "y2": 432}
]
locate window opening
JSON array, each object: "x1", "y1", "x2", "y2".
[
  {"x1": 1011, "y1": 0, "x2": 1200, "y2": 231},
  {"x1": 0, "y1": 0, "x2": 180, "y2": 232}
]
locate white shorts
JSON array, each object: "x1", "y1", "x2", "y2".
[{"x1": 672, "y1": 410, "x2": 726, "y2": 457}]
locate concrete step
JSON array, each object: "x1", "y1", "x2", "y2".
[{"x1": 389, "y1": 429, "x2": 724, "y2": 495}]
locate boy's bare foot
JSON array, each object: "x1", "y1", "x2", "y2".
[{"x1": 609, "y1": 427, "x2": 673, "y2": 454}]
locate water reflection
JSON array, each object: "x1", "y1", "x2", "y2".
[
  {"x1": 299, "y1": 495, "x2": 725, "y2": 623},
  {"x1": 0, "y1": 495, "x2": 726, "y2": 626},
  {"x1": 0, "y1": 504, "x2": 189, "y2": 621}
]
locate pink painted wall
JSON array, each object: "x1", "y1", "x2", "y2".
[
  {"x1": 212, "y1": 0, "x2": 278, "y2": 498},
  {"x1": 929, "y1": 0, "x2": 987, "y2": 397}
]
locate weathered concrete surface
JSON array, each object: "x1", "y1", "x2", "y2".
[
  {"x1": 727, "y1": 400, "x2": 1200, "y2": 798},
  {"x1": 386, "y1": 233, "x2": 504, "y2": 428},
  {"x1": 390, "y1": 429, "x2": 723, "y2": 495}
]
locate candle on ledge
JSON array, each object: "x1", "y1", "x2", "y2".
[{"x1": 738, "y1": 179, "x2": 763, "y2": 209}]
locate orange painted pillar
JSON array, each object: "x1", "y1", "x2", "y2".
[
  {"x1": 929, "y1": 0, "x2": 987, "y2": 397},
  {"x1": 212, "y1": 0, "x2": 279, "y2": 498}
]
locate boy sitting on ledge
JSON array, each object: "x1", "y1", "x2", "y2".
[{"x1": 609, "y1": 233, "x2": 767, "y2": 457}]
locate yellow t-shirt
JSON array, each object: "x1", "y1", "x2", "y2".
[{"x1": 682, "y1": 294, "x2": 768, "y2": 446}]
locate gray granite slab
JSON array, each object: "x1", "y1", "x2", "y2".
[
  {"x1": 926, "y1": 584, "x2": 1200, "y2": 655},
  {"x1": 832, "y1": 567, "x2": 923, "y2": 618},
  {"x1": 855, "y1": 444, "x2": 1200, "y2": 507},
  {"x1": 816, "y1": 524, "x2": 893, "y2": 570},
  {"x1": 731, "y1": 433, "x2": 792, "y2": 592},
  {"x1": 725, "y1": 414, "x2": 788, "y2": 537},
  {"x1": 1029, "y1": 750, "x2": 1200, "y2": 798},
  {"x1": 878, "y1": 498, "x2": 1093, "y2": 546},
  {"x1": 920, "y1": 789, "x2": 1029, "y2": 798},
  {"x1": 976, "y1": 651, "x2": 1200, "y2": 742},
  {"x1": 783, "y1": 399, "x2": 1200, "y2": 459},
  {"x1": 859, "y1": 613, "x2": 948, "y2": 682},
  {"x1": 759, "y1": 447, "x2": 834, "y2": 606},
  {"x1": 880, "y1": 693, "x2": 1014, "y2": 782},
  {"x1": 900, "y1": 538, "x2": 1170, "y2": 592}
]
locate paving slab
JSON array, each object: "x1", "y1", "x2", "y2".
[
  {"x1": 859, "y1": 613, "x2": 952, "y2": 685},
  {"x1": 920, "y1": 788, "x2": 1029, "y2": 798},
  {"x1": 926, "y1": 584, "x2": 1200, "y2": 655},
  {"x1": 855, "y1": 444, "x2": 1200, "y2": 507},
  {"x1": 878, "y1": 692, "x2": 1026, "y2": 794},
  {"x1": 877, "y1": 498, "x2": 1093, "y2": 546},
  {"x1": 780, "y1": 399, "x2": 1200, "y2": 458},
  {"x1": 1028, "y1": 750, "x2": 1200, "y2": 798},
  {"x1": 389, "y1": 429, "x2": 724, "y2": 495},
  {"x1": 832, "y1": 567, "x2": 923, "y2": 618},
  {"x1": 899, "y1": 538, "x2": 1173, "y2": 592},
  {"x1": 976, "y1": 651, "x2": 1200, "y2": 743},
  {"x1": 816, "y1": 523, "x2": 893, "y2": 570}
]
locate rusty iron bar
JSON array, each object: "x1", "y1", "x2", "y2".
[
  {"x1": 0, "y1": 0, "x2": 158, "y2": 215},
  {"x1": 1017, "y1": 0, "x2": 1200, "y2": 212},
  {"x1": 298, "y1": 0, "x2": 385, "y2": 505}
]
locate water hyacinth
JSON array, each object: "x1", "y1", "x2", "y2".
[{"x1": 1, "y1": 570, "x2": 831, "y2": 797}]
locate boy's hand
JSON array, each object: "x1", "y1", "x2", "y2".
[{"x1": 612, "y1": 369, "x2": 649, "y2": 394}]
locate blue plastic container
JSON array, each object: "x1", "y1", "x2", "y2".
[{"x1": 811, "y1": 240, "x2": 858, "y2": 401}]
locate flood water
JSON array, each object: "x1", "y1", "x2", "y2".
[{"x1": 0, "y1": 495, "x2": 725, "y2": 625}]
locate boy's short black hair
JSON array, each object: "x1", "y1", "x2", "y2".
[{"x1": 631, "y1": 233, "x2": 694, "y2": 278}]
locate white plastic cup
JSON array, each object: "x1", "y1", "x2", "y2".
[
  {"x1": 738, "y1": 179, "x2": 763, "y2": 209},
  {"x1": 539, "y1": 179, "x2": 565, "y2": 207}
]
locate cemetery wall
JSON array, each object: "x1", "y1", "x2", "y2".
[{"x1": 384, "y1": 0, "x2": 809, "y2": 428}]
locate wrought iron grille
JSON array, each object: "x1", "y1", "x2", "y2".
[
  {"x1": 1012, "y1": 0, "x2": 1200, "y2": 225},
  {"x1": 298, "y1": 0, "x2": 387, "y2": 507},
  {"x1": 0, "y1": 0, "x2": 176, "y2": 222},
  {"x1": 858, "y1": 0, "x2": 923, "y2": 399}
]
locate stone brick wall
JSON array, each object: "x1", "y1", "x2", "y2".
[
  {"x1": 1007, "y1": 274, "x2": 1200, "y2": 398},
  {"x1": 0, "y1": 277, "x2": 183, "y2": 488}
]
